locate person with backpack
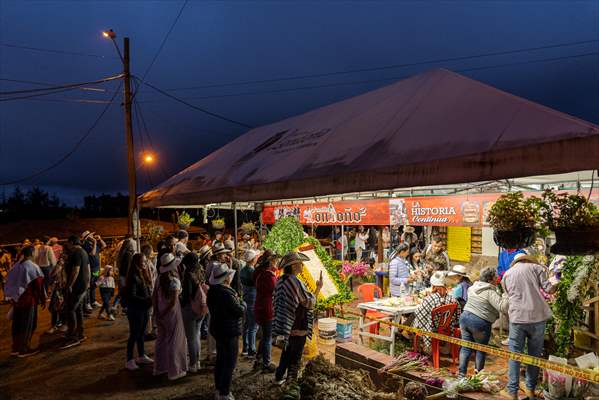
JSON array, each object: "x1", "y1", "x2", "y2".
[{"x1": 180, "y1": 252, "x2": 208, "y2": 373}]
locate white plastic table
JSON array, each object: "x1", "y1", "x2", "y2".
[{"x1": 357, "y1": 300, "x2": 419, "y2": 356}]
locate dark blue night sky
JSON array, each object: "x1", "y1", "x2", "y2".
[{"x1": 1, "y1": 1, "x2": 598, "y2": 204}]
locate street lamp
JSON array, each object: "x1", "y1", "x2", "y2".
[
  {"x1": 143, "y1": 153, "x2": 155, "y2": 164},
  {"x1": 102, "y1": 29, "x2": 137, "y2": 241}
]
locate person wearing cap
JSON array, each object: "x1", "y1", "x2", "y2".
[
  {"x1": 253, "y1": 250, "x2": 279, "y2": 373},
  {"x1": 273, "y1": 252, "x2": 323, "y2": 385},
  {"x1": 459, "y1": 267, "x2": 508, "y2": 377},
  {"x1": 412, "y1": 271, "x2": 460, "y2": 353},
  {"x1": 448, "y1": 265, "x2": 472, "y2": 308},
  {"x1": 153, "y1": 253, "x2": 188, "y2": 380},
  {"x1": 207, "y1": 262, "x2": 246, "y2": 400},
  {"x1": 500, "y1": 253, "x2": 557, "y2": 400},
  {"x1": 240, "y1": 249, "x2": 260, "y2": 357},
  {"x1": 175, "y1": 230, "x2": 191, "y2": 257}
]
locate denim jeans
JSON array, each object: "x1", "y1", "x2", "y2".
[
  {"x1": 458, "y1": 311, "x2": 492, "y2": 376},
  {"x1": 215, "y1": 336, "x2": 239, "y2": 396},
  {"x1": 256, "y1": 321, "x2": 273, "y2": 367},
  {"x1": 126, "y1": 304, "x2": 149, "y2": 361},
  {"x1": 182, "y1": 305, "x2": 204, "y2": 367},
  {"x1": 242, "y1": 286, "x2": 257, "y2": 354},
  {"x1": 275, "y1": 335, "x2": 307, "y2": 381},
  {"x1": 99, "y1": 287, "x2": 114, "y2": 316},
  {"x1": 507, "y1": 321, "x2": 546, "y2": 394},
  {"x1": 65, "y1": 290, "x2": 87, "y2": 340}
]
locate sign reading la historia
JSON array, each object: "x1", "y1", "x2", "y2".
[{"x1": 263, "y1": 191, "x2": 599, "y2": 227}]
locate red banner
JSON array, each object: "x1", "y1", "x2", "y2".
[{"x1": 262, "y1": 191, "x2": 599, "y2": 227}]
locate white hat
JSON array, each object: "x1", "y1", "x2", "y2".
[
  {"x1": 244, "y1": 249, "x2": 260, "y2": 263},
  {"x1": 209, "y1": 262, "x2": 236, "y2": 285},
  {"x1": 81, "y1": 230, "x2": 92, "y2": 240},
  {"x1": 430, "y1": 271, "x2": 447, "y2": 287},
  {"x1": 509, "y1": 252, "x2": 537, "y2": 268},
  {"x1": 159, "y1": 253, "x2": 181, "y2": 273},
  {"x1": 448, "y1": 265, "x2": 468, "y2": 277}
]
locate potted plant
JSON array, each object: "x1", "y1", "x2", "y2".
[
  {"x1": 542, "y1": 190, "x2": 599, "y2": 255},
  {"x1": 211, "y1": 218, "x2": 225, "y2": 230},
  {"x1": 177, "y1": 211, "x2": 194, "y2": 229},
  {"x1": 487, "y1": 192, "x2": 543, "y2": 249}
]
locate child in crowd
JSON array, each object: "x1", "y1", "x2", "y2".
[
  {"x1": 47, "y1": 256, "x2": 67, "y2": 334},
  {"x1": 98, "y1": 266, "x2": 116, "y2": 321}
]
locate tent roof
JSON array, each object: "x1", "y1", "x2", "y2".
[{"x1": 140, "y1": 69, "x2": 599, "y2": 208}]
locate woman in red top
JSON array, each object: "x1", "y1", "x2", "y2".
[{"x1": 252, "y1": 250, "x2": 278, "y2": 372}]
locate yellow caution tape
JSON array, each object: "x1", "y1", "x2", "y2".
[{"x1": 347, "y1": 311, "x2": 599, "y2": 383}]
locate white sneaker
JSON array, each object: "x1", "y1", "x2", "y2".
[
  {"x1": 126, "y1": 359, "x2": 139, "y2": 370},
  {"x1": 92, "y1": 301, "x2": 102, "y2": 308},
  {"x1": 46, "y1": 327, "x2": 56, "y2": 334},
  {"x1": 501, "y1": 338, "x2": 510, "y2": 346},
  {"x1": 85, "y1": 304, "x2": 93, "y2": 311},
  {"x1": 108, "y1": 315, "x2": 116, "y2": 321},
  {"x1": 273, "y1": 377, "x2": 286, "y2": 386},
  {"x1": 136, "y1": 355, "x2": 154, "y2": 365}
]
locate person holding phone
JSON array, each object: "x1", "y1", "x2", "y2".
[{"x1": 272, "y1": 252, "x2": 323, "y2": 385}]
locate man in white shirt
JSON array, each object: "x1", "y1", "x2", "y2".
[{"x1": 354, "y1": 227, "x2": 369, "y2": 262}]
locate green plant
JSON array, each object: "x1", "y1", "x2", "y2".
[
  {"x1": 550, "y1": 256, "x2": 598, "y2": 357},
  {"x1": 542, "y1": 190, "x2": 599, "y2": 230},
  {"x1": 177, "y1": 211, "x2": 194, "y2": 226},
  {"x1": 263, "y1": 216, "x2": 305, "y2": 256},
  {"x1": 487, "y1": 192, "x2": 545, "y2": 233}
]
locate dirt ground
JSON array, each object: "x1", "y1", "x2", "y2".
[{"x1": 0, "y1": 302, "x2": 289, "y2": 400}]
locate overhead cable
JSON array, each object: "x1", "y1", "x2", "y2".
[
  {"x1": 0, "y1": 82, "x2": 123, "y2": 186},
  {"x1": 0, "y1": 74, "x2": 123, "y2": 95},
  {"x1": 1, "y1": 42, "x2": 114, "y2": 59}
]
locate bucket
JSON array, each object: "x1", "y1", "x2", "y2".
[
  {"x1": 336, "y1": 319, "x2": 353, "y2": 341},
  {"x1": 318, "y1": 318, "x2": 337, "y2": 345}
]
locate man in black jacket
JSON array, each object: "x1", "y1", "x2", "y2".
[{"x1": 207, "y1": 262, "x2": 246, "y2": 400}]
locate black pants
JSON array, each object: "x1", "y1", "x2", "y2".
[
  {"x1": 275, "y1": 335, "x2": 307, "y2": 381},
  {"x1": 12, "y1": 305, "x2": 37, "y2": 353},
  {"x1": 215, "y1": 336, "x2": 239, "y2": 396},
  {"x1": 65, "y1": 290, "x2": 86, "y2": 340},
  {"x1": 127, "y1": 304, "x2": 149, "y2": 361}
]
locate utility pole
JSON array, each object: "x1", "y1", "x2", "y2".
[{"x1": 123, "y1": 37, "x2": 138, "y2": 241}]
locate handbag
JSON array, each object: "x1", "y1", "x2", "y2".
[{"x1": 190, "y1": 284, "x2": 208, "y2": 318}]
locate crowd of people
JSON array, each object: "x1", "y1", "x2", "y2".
[{"x1": 3, "y1": 229, "x2": 321, "y2": 400}]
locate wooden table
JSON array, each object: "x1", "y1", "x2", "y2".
[{"x1": 357, "y1": 300, "x2": 419, "y2": 356}]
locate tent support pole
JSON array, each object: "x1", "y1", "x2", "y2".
[{"x1": 341, "y1": 224, "x2": 345, "y2": 261}]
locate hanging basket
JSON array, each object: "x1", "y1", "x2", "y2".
[
  {"x1": 178, "y1": 223, "x2": 190, "y2": 230},
  {"x1": 493, "y1": 228, "x2": 535, "y2": 249},
  {"x1": 550, "y1": 228, "x2": 599, "y2": 255},
  {"x1": 212, "y1": 219, "x2": 225, "y2": 230}
]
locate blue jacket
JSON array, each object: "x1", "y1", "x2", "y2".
[{"x1": 389, "y1": 256, "x2": 411, "y2": 296}]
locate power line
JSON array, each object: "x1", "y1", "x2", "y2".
[
  {"x1": 161, "y1": 39, "x2": 599, "y2": 91},
  {"x1": 0, "y1": 82, "x2": 123, "y2": 186},
  {"x1": 1, "y1": 42, "x2": 115, "y2": 59},
  {"x1": 133, "y1": 100, "x2": 171, "y2": 181},
  {"x1": 0, "y1": 74, "x2": 123, "y2": 95},
  {"x1": 140, "y1": 0, "x2": 188, "y2": 82},
  {"x1": 138, "y1": 51, "x2": 599, "y2": 102},
  {"x1": 137, "y1": 77, "x2": 254, "y2": 129},
  {"x1": 0, "y1": 87, "x2": 88, "y2": 102}
]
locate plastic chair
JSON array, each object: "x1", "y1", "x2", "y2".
[
  {"x1": 357, "y1": 283, "x2": 388, "y2": 335},
  {"x1": 413, "y1": 303, "x2": 458, "y2": 368}
]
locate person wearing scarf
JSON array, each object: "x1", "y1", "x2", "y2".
[
  {"x1": 5, "y1": 246, "x2": 46, "y2": 357},
  {"x1": 272, "y1": 252, "x2": 322, "y2": 385}
]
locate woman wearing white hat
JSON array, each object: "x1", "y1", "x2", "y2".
[
  {"x1": 412, "y1": 271, "x2": 460, "y2": 353},
  {"x1": 153, "y1": 253, "x2": 188, "y2": 381},
  {"x1": 448, "y1": 265, "x2": 472, "y2": 308},
  {"x1": 207, "y1": 262, "x2": 246, "y2": 400}
]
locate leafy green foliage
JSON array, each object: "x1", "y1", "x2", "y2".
[
  {"x1": 177, "y1": 211, "x2": 194, "y2": 225},
  {"x1": 263, "y1": 217, "x2": 305, "y2": 256},
  {"x1": 305, "y1": 236, "x2": 354, "y2": 310},
  {"x1": 551, "y1": 256, "x2": 586, "y2": 357},
  {"x1": 487, "y1": 192, "x2": 546, "y2": 234},
  {"x1": 542, "y1": 190, "x2": 599, "y2": 230}
]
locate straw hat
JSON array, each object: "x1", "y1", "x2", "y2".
[
  {"x1": 209, "y1": 262, "x2": 236, "y2": 285},
  {"x1": 404, "y1": 225, "x2": 415, "y2": 233},
  {"x1": 81, "y1": 231, "x2": 93, "y2": 241},
  {"x1": 212, "y1": 242, "x2": 232, "y2": 256},
  {"x1": 159, "y1": 253, "x2": 181, "y2": 273},
  {"x1": 244, "y1": 249, "x2": 260, "y2": 263},
  {"x1": 430, "y1": 271, "x2": 447, "y2": 287},
  {"x1": 448, "y1": 265, "x2": 468, "y2": 277},
  {"x1": 278, "y1": 252, "x2": 309, "y2": 270},
  {"x1": 198, "y1": 245, "x2": 213, "y2": 262},
  {"x1": 509, "y1": 252, "x2": 538, "y2": 268}
]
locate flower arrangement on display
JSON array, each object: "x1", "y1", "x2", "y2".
[
  {"x1": 177, "y1": 211, "x2": 194, "y2": 229},
  {"x1": 541, "y1": 190, "x2": 599, "y2": 255},
  {"x1": 550, "y1": 255, "x2": 599, "y2": 357},
  {"x1": 341, "y1": 261, "x2": 371, "y2": 283},
  {"x1": 487, "y1": 192, "x2": 545, "y2": 248},
  {"x1": 263, "y1": 217, "x2": 353, "y2": 310},
  {"x1": 240, "y1": 221, "x2": 257, "y2": 233}
]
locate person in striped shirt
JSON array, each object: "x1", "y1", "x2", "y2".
[{"x1": 272, "y1": 252, "x2": 322, "y2": 385}]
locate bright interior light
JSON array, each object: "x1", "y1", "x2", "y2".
[{"x1": 143, "y1": 154, "x2": 155, "y2": 164}]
